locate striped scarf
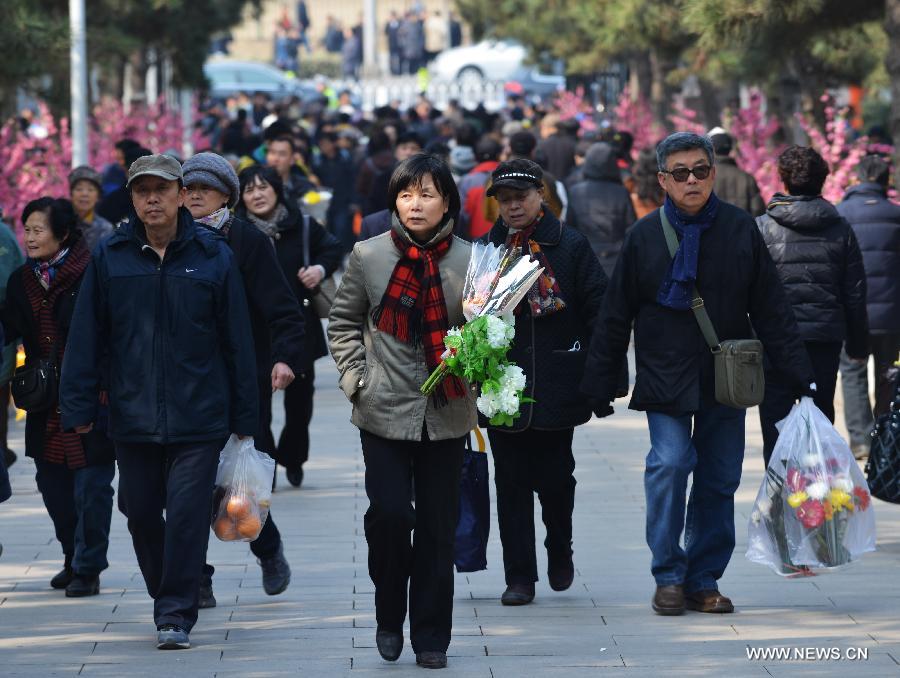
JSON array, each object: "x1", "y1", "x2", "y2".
[
  {"x1": 23, "y1": 242, "x2": 91, "y2": 468},
  {"x1": 505, "y1": 212, "x2": 566, "y2": 317},
  {"x1": 372, "y1": 226, "x2": 466, "y2": 404}
]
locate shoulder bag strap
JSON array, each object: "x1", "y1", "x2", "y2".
[
  {"x1": 301, "y1": 213, "x2": 311, "y2": 268},
  {"x1": 658, "y1": 207, "x2": 721, "y2": 354}
]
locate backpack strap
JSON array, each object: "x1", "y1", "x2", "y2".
[{"x1": 658, "y1": 207, "x2": 721, "y2": 354}]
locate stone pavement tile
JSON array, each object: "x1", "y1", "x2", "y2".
[
  {"x1": 349, "y1": 652, "x2": 493, "y2": 674},
  {"x1": 5, "y1": 665, "x2": 84, "y2": 677}
]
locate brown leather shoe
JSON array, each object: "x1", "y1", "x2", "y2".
[
  {"x1": 685, "y1": 589, "x2": 734, "y2": 613},
  {"x1": 652, "y1": 584, "x2": 685, "y2": 615}
]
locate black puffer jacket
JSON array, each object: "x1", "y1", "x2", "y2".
[
  {"x1": 482, "y1": 209, "x2": 608, "y2": 431},
  {"x1": 837, "y1": 182, "x2": 900, "y2": 334},
  {"x1": 566, "y1": 143, "x2": 637, "y2": 277},
  {"x1": 757, "y1": 194, "x2": 868, "y2": 358},
  {"x1": 582, "y1": 201, "x2": 815, "y2": 413}
]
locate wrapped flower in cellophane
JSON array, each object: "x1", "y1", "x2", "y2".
[{"x1": 421, "y1": 241, "x2": 543, "y2": 426}]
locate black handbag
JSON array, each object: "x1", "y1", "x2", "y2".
[
  {"x1": 454, "y1": 430, "x2": 490, "y2": 573},
  {"x1": 11, "y1": 343, "x2": 59, "y2": 414},
  {"x1": 865, "y1": 375, "x2": 900, "y2": 504}
]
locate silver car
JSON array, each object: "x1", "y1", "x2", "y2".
[{"x1": 203, "y1": 59, "x2": 320, "y2": 101}]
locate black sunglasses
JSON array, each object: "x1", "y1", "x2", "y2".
[{"x1": 660, "y1": 165, "x2": 712, "y2": 182}]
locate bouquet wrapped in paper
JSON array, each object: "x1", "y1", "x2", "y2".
[
  {"x1": 421, "y1": 241, "x2": 544, "y2": 426},
  {"x1": 746, "y1": 397, "x2": 876, "y2": 575}
]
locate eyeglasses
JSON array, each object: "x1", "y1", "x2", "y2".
[{"x1": 660, "y1": 165, "x2": 712, "y2": 182}]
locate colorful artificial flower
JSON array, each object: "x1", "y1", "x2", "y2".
[
  {"x1": 805, "y1": 481, "x2": 829, "y2": 501},
  {"x1": 853, "y1": 487, "x2": 871, "y2": 511},
  {"x1": 829, "y1": 488, "x2": 854, "y2": 512},
  {"x1": 787, "y1": 491, "x2": 809, "y2": 508},
  {"x1": 786, "y1": 468, "x2": 807, "y2": 493},
  {"x1": 796, "y1": 499, "x2": 825, "y2": 529},
  {"x1": 823, "y1": 500, "x2": 834, "y2": 521}
]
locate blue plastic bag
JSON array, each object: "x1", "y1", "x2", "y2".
[{"x1": 454, "y1": 431, "x2": 490, "y2": 572}]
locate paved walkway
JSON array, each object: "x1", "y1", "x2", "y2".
[{"x1": 2, "y1": 357, "x2": 899, "y2": 677}]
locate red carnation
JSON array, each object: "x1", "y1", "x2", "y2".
[
  {"x1": 796, "y1": 499, "x2": 825, "y2": 529},
  {"x1": 853, "y1": 487, "x2": 871, "y2": 511}
]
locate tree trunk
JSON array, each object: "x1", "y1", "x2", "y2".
[
  {"x1": 885, "y1": 0, "x2": 900, "y2": 187},
  {"x1": 648, "y1": 47, "x2": 676, "y2": 130}
]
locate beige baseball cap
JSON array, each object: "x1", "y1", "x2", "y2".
[{"x1": 126, "y1": 154, "x2": 183, "y2": 187}]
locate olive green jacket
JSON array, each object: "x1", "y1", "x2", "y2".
[{"x1": 327, "y1": 217, "x2": 477, "y2": 441}]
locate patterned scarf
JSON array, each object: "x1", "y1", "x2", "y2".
[
  {"x1": 657, "y1": 193, "x2": 720, "y2": 310},
  {"x1": 196, "y1": 207, "x2": 232, "y2": 234},
  {"x1": 246, "y1": 203, "x2": 289, "y2": 242},
  {"x1": 372, "y1": 223, "x2": 466, "y2": 404},
  {"x1": 505, "y1": 212, "x2": 566, "y2": 317},
  {"x1": 29, "y1": 247, "x2": 70, "y2": 291}
]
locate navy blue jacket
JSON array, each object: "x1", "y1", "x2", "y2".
[
  {"x1": 837, "y1": 183, "x2": 900, "y2": 334},
  {"x1": 59, "y1": 209, "x2": 259, "y2": 443}
]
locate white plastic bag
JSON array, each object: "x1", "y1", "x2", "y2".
[
  {"x1": 211, "y1": 435, "x2": 276, "y2": 542},
  {"x1": 746, "y1": 397, "x2": 876, "y2": 575}
]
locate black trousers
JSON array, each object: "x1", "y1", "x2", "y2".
[
  {"x1": 115, "y1": 438, "x2": 224, "y2": 632},
  {"x1": 273, "y1": 368, "x2": 315, "y2": 472},
  {"x1": 488, "y1": 427, "x2": 576, "y2": 586},
  {"x1": 34, "y1": 459, "x2": 115, "y2": 576},
  {"x1": 360, "y1": 428, "x2": 464, "y2": 654},
  {"x1": 760, "y1": 340, "x2": 842, "y2": 468}
]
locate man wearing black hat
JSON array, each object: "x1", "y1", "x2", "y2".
[
  {"x1": 481, "y1": 158, "x2": 608, "y2": 606},
  {"x1": 60, "y1": 154, "x2": 259, "y2": 650}
]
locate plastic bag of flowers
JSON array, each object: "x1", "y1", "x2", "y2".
[{"x1": 746, "y1": 397, "x2": 876, "y2": 575}]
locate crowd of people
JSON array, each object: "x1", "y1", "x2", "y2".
[{"x1": 0, "y1": 88, "x2": 897, "y2": 670}]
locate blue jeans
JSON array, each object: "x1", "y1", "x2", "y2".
[
  {"x1": 645, "y1": 405, "x2": 745, "y2": 593},
  {"x1": 34, "y1": 459, "x2": 115, "y2": 575}
]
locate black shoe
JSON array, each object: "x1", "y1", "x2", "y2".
[
  {"x1": 157, "y1": 624, "x2": 190, "y2": 649},
  {"x1": 65, "y1": 573, "x2": 99, "y2": 597},
  {"x1": 258, "y1": 544, "x2": 291, "y2": 595},
  {"x1": 50, "y1": 565, "x2": 74, "y2": 590},
  {"x1": 286, "y1": 466, "x2": 304, "y2": 487},
  {"x1": 3, "y1": 447, "x2": 16, "y2": 468},
  {"x1": 416, "y1": 651, "x2": 447, "y2": 669},
  {"x1": 548, "y1": 557, "x2": 575, "y2": 592},
  {"x1": 376, "y1": 628, "x2": 403, "y2": 662},
  {"x1": 500, "y1": 583, "x2": 535, "y2": 606},
  {"x1": 198, "y1": 573, "x2": 216, "y2": 609}
]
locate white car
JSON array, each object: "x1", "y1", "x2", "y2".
[{"x1": 429, "y1": 39, "x2": 564, "y2": 96}]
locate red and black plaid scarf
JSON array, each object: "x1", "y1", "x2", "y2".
[
  {"x1": 506, "y1": 212, "x2": 566, "y2": 317},
  {"x1": 373, "y1": 229, "x2": 467, "y2": 404}
]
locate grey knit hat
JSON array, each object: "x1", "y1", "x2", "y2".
[
  {"x1": 68, "y1": 165, "x2": 103, "y2": 191},
  {"x1": 182, "y1": 152, "x2": 240, "y2": 208}
]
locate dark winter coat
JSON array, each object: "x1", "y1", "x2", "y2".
[
  {"x1": 566, "y1": 143, "x2": 637, "y2": 277},
  {"x1": 3, "y1": 241, "x2": 115, "y2": 465},
  {"x1": 270, "y1": 204, "x2": 343, "y2": 372},
  {"x1": 59, "y1": 208, "x2": 259, "y2": 443},
  {"x1": 582, "y1": 202, "x2": 815, "y2": 414},
  {"x1": 482, "y1": 209, "x2": 608, "y2": 431},
  {"x1": 837, "y1": 182, "x2": 900, "y2": 334},
  {"x1": 713, "y1": 158, "x2": 765, "y2": 217},
  {"x1": 757, "y1": 194, "x2": 868, "y2": 358},
  {"x1": 536, "y1": 134, "x2": 577, "y2": 182}
]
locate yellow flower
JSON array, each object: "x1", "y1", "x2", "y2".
[
  {"x1": 829, "y1": 489, "x2": 853, "y2": 512},
  {"x1": 303, "y1": 191, "x2": 321, "y2": 205},
  {"x1": 788, "y1": 491, "x2": 808, "y2": 508}
]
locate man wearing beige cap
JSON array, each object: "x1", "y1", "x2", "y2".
[{"x1": 60, "y1": 154, "x2": 259, "y2": 650}]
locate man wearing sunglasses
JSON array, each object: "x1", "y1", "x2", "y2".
[{"x1": 582, "y1": 132, "x2": 815, "y2": 616}]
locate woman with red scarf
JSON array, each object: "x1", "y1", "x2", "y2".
[
  {"x1": 328, "y1": 154, "x2": 476, "y2": 670},
  {"x1": 1, "y1": 198, "x2": 114, "y2": 597}
]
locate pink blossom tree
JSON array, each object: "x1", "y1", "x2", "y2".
[
  {"x1": 728, "y1": 91, "x2": 785, "y2": 203},
  {"x1": 554, "y1": 87, "x2": 598, "y2": 135},
  {"x1": 613, "y1": 86, "x2": 665, "y2": 158},
  {"x1": 0, "y1": 97, "x2": 203, "y2": 235}
]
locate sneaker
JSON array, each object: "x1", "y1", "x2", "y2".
[
  {"x1": 3, "y1": 448, "x2": 16, "y2": 468},
  {"x1": 65, "y1": 573, "x2": 100, "y2": 597},
  {"x1": 258, "y1": 544, "x2": 291, "y2": 595},
  {"x1": 416, "y1": 650, "x2": 448, "y2": 669},
  {"x1": 500, "y1": 583, "x2": 535, "y2": 606},
  {"x1": 375, "y1": 628, "x2": 403, "y2": 662},
  {"x1": 198, "y1": 573, "x2": 216, "y2": 609},
  {"x1": 286, "y1": 466, "x2": 304, "y2": 488},
  {"x1": 50, "y1": 565, "x2": 74, "y2": 590},
  {"x1": 157, "y1": 624, "x2": 190, "y2": 650}
]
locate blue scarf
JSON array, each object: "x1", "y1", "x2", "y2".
[{"x1": 657, "y1": 193, "x2": 719, "y2": 310}]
